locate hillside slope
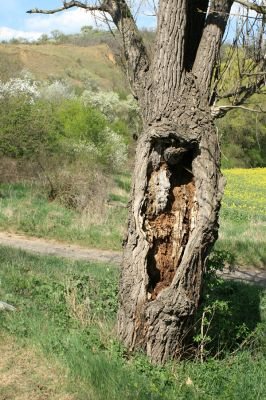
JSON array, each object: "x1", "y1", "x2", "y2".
[{"x1": 0, "y1": 43, "x2": 125, "y2": 91}]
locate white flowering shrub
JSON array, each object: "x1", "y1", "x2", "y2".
[
  {"x1": 40, "y1": 80, "x2": 76, "y2": 102},
  {"x1": 70, "y1": 128, "x2": 127, "y2": 170},
  {"x1": 124, "y1": 94, "x2": 140, "y2": 114},
  {"x1": 19, "y1": 69, "x2": 36, "y2": 81},
  {"x1": 81, "y1": 89, "x2": 140, "y2": 138},
  {"x1": 72, "y1": 140, "x2": 100, "y2": 157},
  {"x1": 0, "y1": 77, "x2": 40, "y2": 101},
  {"x1": 102, "y1": 127, "x2": 128, "y2": 170},
  {"x1": 0, "y1": 71, "x2": 130, "y2": 174},
  {"x1": 81, "y1": 89, "x2": 121, "y2": 120}
]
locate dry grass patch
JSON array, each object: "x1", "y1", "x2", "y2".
[
  {"x1": 0, "y1": 334, "x2": 74, "y2": 400},
  {"x1": 0, "y1": 43, "x2": 124, "y2": 91}
]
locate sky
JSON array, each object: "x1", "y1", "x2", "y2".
[
  {"x1": 0, "y1": 1, "x2": 257, "y2": 42},
  {"x1": 0, "y1": 0, "x2": 156, "y2": 41}
]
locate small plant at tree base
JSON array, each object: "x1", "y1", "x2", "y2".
[
  {"x1": 194, "y1": 300, "x2": 230, "y2": 363},
  {"x1": 194, "y1": 250, "x2": 264, "y2": 360}
]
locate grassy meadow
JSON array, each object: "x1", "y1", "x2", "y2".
[
  {"x1": 0, "y1": 168, "x2": 265, "y2": 268},
  {"x1": 0, "y1": 179, "x2": 128, "y2": 251},
  {"x1": 0, "y1": 246, "x2": 265, "y2": 399},
  {"x1": 217, "y1": 168, "x2": 266, "y2": 268}
]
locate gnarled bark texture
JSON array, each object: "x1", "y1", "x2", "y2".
[
  {"x1": 117, "y1": 74, "x2": 226, "y2": 363},
  {"x1": 117, "y1": 0, "x2": 228, "y2": 364}
]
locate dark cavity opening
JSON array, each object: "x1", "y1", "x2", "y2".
[{"x1": 146, "y1": 144, "x2": 196, "y2": 300}]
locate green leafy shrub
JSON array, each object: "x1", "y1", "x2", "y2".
[
  {"x1": 0, "y1": 97, "x2": 62, "y2": 160},
  {"x1": 0, "y1": 76, "x2": 130, "y2": 208},
  {"x1": 58, "y1": 99, "x2": 128, "y2": 170},
  {"x1": 58, "y1": 99, "x2": 107, "y2": 144}
]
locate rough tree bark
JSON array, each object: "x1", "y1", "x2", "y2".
[
  {"x1": 117, "y1": 92, "x2": 225, "y2": 364},
  {"x1": 117, "y1": 0, "x2": 229, "y2": 364},
  {"x1": 28, "y1": 0, "x2": 266, "y2": 364}
]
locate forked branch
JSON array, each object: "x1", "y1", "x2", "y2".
[
  {"x1": 27, "y1": 0, "x2": 106, "y2": 14},
  {"x1": 192, "y1": 0, "x2": 233, "y2": 98},
  {"x1": 192, "y1": 0, "x2": 266, "y2": 100}
]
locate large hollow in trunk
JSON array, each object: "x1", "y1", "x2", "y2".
[{"x1": 117, "y1": 85, "x2": 225, "y2": 363}]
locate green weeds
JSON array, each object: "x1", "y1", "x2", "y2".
[
  {"x1": 0, "y1": 246, "x2": 265, "y2": 399},
  {"x1": 0, "y1": 182, "x2": 127, "y2": 250}
]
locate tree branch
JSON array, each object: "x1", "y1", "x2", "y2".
[
  {"x1": 104, "y1": 0, "x2": 150, "y2": 100},
  {"x1": 234, "y1": 0, "x2": 266, "y2": 14},
  {"x1": 220, "y1": 104, "x2": 266, "y2": 112},
  {"x1": 192, "y1": 0, "x2": 233, "y2": 98},
  {"x1": 27, "y1": 0, "x2": 106, "y2": 14},
  {"x1": 241, "y1": 71, "x2": 266, "y2": 76},
  {"x1": 213, "y1": 68, "x2": 266, "y2": 118},
  {"x1": 217, "y1": 75, "x2": 265, "y2": 101},
  {"x1": 211, "y1": 103, "x2": 266, "y2": 118}
]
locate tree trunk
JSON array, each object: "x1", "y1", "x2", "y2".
[{"x1": 117, "y1": 75, "x2": 226, "y2": 364}]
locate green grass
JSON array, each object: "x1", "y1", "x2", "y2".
[
  {"x1": 114, "y1": 174, "x2": 132, "y2": 192},
  {"x1": 0, "y1": 181, "x2": 127, "y2": 250},
  {"x1": 0, "y1": 246, "x2": 265, "y2": 399}
]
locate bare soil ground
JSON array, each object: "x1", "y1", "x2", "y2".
[
  {"x1": 0, "y1": 230, "x2": 265, "y2": 287},
  {"x1": 0, "y1": 231, "x2": 121, "y2": 265}
]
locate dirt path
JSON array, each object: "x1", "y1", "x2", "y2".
[
  {"x1": 0, "y1": 231, "x2": 265, "y2": 287},
  {"x1": 0, "y1": 231, "x2": 122, "y2": 265}
]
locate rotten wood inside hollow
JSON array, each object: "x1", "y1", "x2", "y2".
[{"x1": 144, "y1": 141, "x2": 198, "y2": 300}]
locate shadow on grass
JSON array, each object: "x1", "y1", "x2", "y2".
[{"x1": 196, "y1": 278, "x2": 265, "y2": 357}]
